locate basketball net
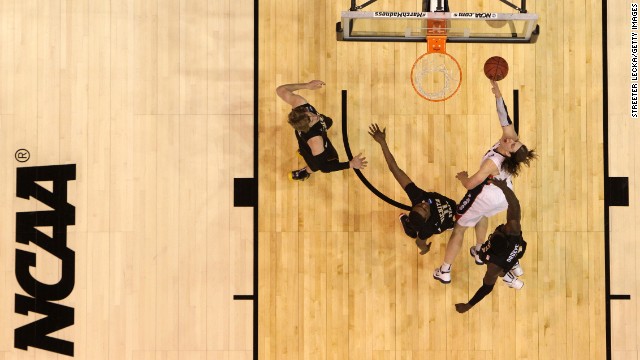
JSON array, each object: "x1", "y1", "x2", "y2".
[{"x1": 411, "y1": 19, "x2": 462, "y2": 102}]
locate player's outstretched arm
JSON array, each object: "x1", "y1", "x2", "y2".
[
  {"x1": 491, "y1": 178, "x2": 522, "y2": 234},
  {"x1": 456, "y1": 159, "x2": 497, "y2": 190},
  {"x1": 368, "y1": 123, "x2": 412, "y2": 189},
  {"x1": 313, "y1": 152, "x2": 366, "y2": 173},
  {"x1": 455, "y1": 263, "x2": 502, "y2": 313},
  {"x1": 276, "y1": 80, "x2": 325, "y2": 108},
  {"x1": 491, "y1": 80, "x2": 518, "y2": 140}
]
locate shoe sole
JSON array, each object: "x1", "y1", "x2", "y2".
[
  {"x1": 469, "y1": 247, "x2": 484, "y2": 265},
  {"x1": 433, "y1": 273, "x2": 451, "y2": 284}
]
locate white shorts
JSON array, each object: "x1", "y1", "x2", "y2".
[{"x1": 455, "y1": 184, "x2": 508, "y2": 227}]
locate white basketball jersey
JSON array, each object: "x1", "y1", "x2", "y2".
[{"x1": 482, "y1": 142, "x2": 513, "y2": 189}]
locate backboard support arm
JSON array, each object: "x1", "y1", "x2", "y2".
[
  {"x1": 350, "y1": 0, "x2": 379, "y2": 11},
  {"x1": 498, "y1": 0, "x2": 527, "y2": 13},
  {"x1": 422, "y1": 0, "x2": 449, "y2": 12}
]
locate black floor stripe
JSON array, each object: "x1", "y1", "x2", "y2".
[
  {"x1": 340, "y1": 90, "x2": 412, "y2": 211},
  {"x1": 609, "y1": 294, "x2": 631, "y2": 300},
  {"x1": 234, "y1": 295, "x2": 255, "y2": 301},
  {"x1": 252, "y1": 0, "x2": 259, "y2": 358},
  {"x1": 603, "y1": 0, "x2": 612, "y2": 358},
  {"x1": 605, "y1": 177, "x2": 629, "y2": 207},
  {"x1": 234, "y1": 178, "x2": 257, "y2": 207}
]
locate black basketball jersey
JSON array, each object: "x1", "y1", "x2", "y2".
[
  {"x1": 403, "y1": 183, "x2": 456, "y2": 240},
  {"x1": 478, "y1": 224, "x2": 527, "y2": 272},
  {"x1": 294, "y1": 103, "x2": 336, "y2": 159}
]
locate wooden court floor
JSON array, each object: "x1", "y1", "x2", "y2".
[
  {"x1": 0, "y1": 0, "x2": 634, "y2": 359},
  {"x1": 259, "y1": 0, "x2": 610, "y2": 359},
  {"x1": 0, "y1": 0, "x2": 254, "y2": 359}
]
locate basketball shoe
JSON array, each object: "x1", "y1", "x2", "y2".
[
  {"x1": 510, "y1": 261, "x2": 524, "y2": 277},
  {"x1": 433, "y1": 266, "x2": 451, "y2": 284},
  {"x1": 289, "y1": 168, "x2": 310, "y2": 181},
  {"x1": 469, "y1": 245, "x2": 484, "y2": 265},
  {"x1": 502, "y1": 271, "x2": 524, "y2": 290}
]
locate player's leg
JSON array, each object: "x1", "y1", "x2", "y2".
[
  {"x1": 444, "y1": 223, "x2": 467, "y2": 264},
  {"x1": 434, "y1": 223, "x2": 467, "y2": 284},
  {"x1": 469, "y1": 216, "x2": 488, "y2": 265},
  {"x1": 474, "y1": 216, "x2": 488, "y2": 245}
]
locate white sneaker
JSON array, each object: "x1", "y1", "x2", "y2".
[
  {"x1": 510, "y1": 261, "x2": 524, "y2": 277},
  {"x1": 469, "y1": 246, "x2": 484, "y2": 265},
  {"x1": 433, "y1": 266, "x2": 451, "y2": 284},
  {"x1": 503, "y1": 271, "x2": 524, "y2": 290}
]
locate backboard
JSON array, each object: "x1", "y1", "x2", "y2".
[{"x1": 337, "y1": 11, "x2": 539, "y2": 43}]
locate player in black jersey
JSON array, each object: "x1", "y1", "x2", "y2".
[
  {"x1": 276, "y1": 80, "x2": 367, "y2": 181},
  {"x1": 454, "y1": 178, "x2": 526, "y2": 313},
  {"x1": 368, "y1": 123, "x2": 456, "y2": 254}
]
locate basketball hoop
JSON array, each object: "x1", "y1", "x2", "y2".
[{"x1": 410, "y1": 19, "x2": 462, "y2": 102}]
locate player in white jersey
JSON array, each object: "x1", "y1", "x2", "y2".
[{"x1": 433, "y1": 80, "x2": 536, "y2": 284}]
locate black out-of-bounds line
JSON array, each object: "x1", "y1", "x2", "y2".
[
  {"x1": 341, "y1": 90, "x2": 412, "y2": 211},
  {"x1": 252, "y1": 0, "x2": 259, "y2": 358},
  {"x1": 603, "y1": 0, "x2": 612, "y2": 359}
]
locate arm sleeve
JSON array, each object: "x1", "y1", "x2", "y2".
[
  {"x1": 315, "y1": 157, "x2": 350, "y2": 173},
  {"x1": 496, "y1": 98, "x2": 512, "y2": 127},
  {"x1": 467, "y1": 283, "x2": 495, "y2": 307}
]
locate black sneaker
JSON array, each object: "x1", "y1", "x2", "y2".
[
  {"x1": 289, "y1": 168, "x2": 310, "y2": 181},
  {"x1": 399, "y1": 214, "x2": 418, "y2": 238}
]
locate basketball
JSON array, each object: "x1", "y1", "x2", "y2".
[{"x1": 483, "y1": 56, "x2": 509, "y2": 81}]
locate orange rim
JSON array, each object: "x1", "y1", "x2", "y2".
[{"x1": 410, "y1": 52, "x2": 463, "y2": 102}]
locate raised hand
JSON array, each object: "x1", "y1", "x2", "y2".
[
  {"x1": 490, "y1": 79, "x2": 502, "y2": 98},
  {"x1": 306, "y1": 80, "x2": 325, "y2": 90},
  {"x1": 367, "y1": 123, "x2": 387, "y2": 144},
  {"x1": 350, "y1": 153, "x2": 368, "y2": 169}
]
